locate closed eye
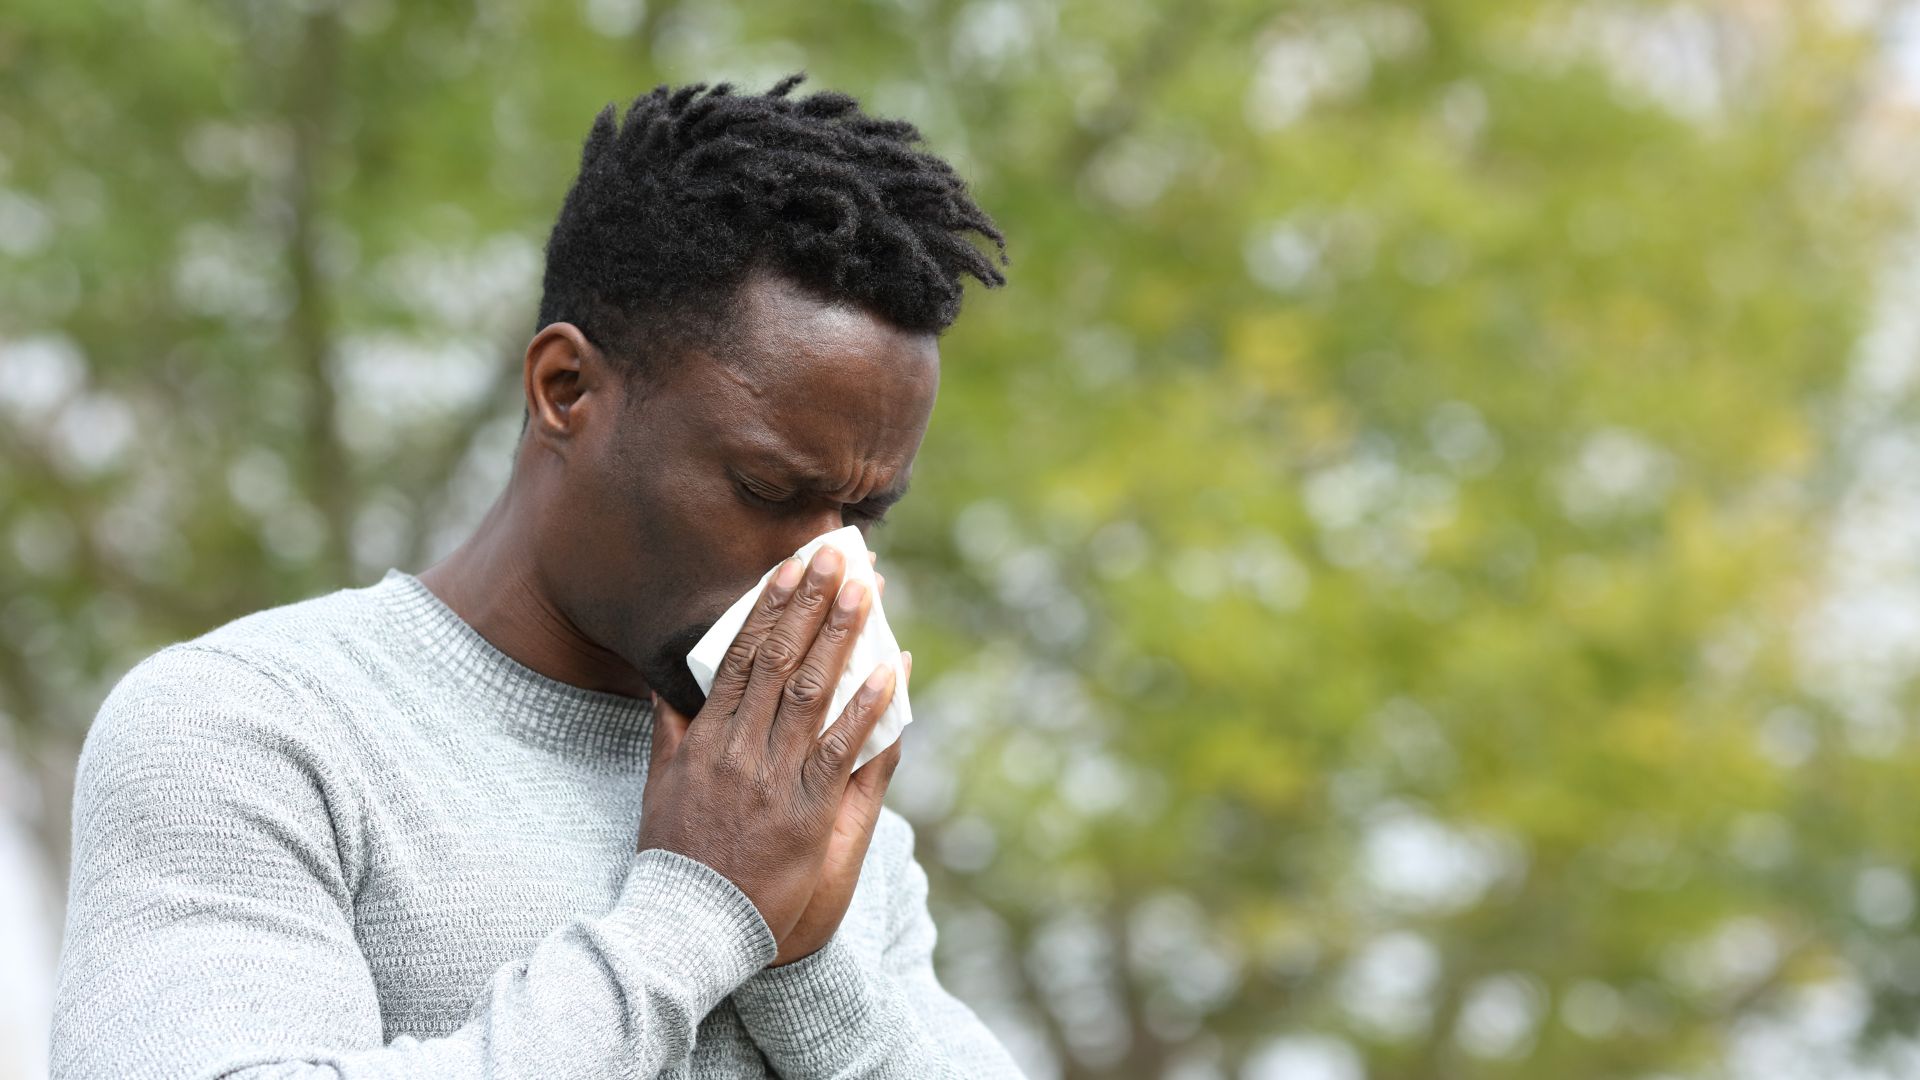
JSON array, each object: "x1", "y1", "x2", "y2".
[
  {"x1": 844, "y1": 503, "x2": 889, "y2": 529},
  {"x1": 735, "y1": 482, "x2": 792, "y2": 511},
  {"x1": 734, "y1": 478, "x2": 889, "y2": 529}
]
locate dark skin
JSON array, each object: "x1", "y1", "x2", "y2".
[{"x1": 419, "y1": 268, "x2": 933, "y2": 965}]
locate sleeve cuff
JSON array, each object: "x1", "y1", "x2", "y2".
[
  {"x1": 730, "y1": 933, "x2": 889, "y2": 1064},
  {"x1": 593, "y1": 847, "x2": 779, "y2": 1014}
]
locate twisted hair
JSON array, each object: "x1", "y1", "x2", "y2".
[{"x1": 537, "y1": 73, "x2": 1007, "y2": 378}]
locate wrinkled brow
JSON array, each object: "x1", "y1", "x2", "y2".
[{"x1": 738, "y1": 461, "x2": 912, "y2": 511}]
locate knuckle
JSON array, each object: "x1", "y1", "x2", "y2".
[
  {"x1": 721, "y1": 636, "x2": 759, "y2": 671},
  {"x1": 797, "y1": 749, "x2": 824, "y2": 787},
  {"x1": 754, "y1": 633, "x2": 803, "y2": 675},
  {"x1": 836, "y1": 694, "x2": 873, "y2": 729},
  {"x1": 800, "y1": 756, "x2": 833, "y2": 799},
  {"x1": 754, "y1": 586, "x2": 788, "y2": 617},
  {"x1": 791, "y1": 583, "x2": 831, "y2": 616},
  {"x1": 716, "y1": 745, "x2": 753, "y2": 781},
  {"x1": 781, "y1": 669, "x2": 831, "y2": 711},
  {"x1": 749, "y1": 770, "x2": 779, "y2": 804},
  {"x1": 819, "y1": 722, "x2": 855, "y2": 762},
  {"x1": 728, "y1": 756, "x2": 770, "y2": 797}
]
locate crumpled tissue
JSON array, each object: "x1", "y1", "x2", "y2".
[{"x1": 685, "y1": 525, "x2": 910, "y2": 771}]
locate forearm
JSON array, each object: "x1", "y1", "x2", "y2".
[{"x1": 55, "y1": 849, "x2": 776, "y2": 1080}]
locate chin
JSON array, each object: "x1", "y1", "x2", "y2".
[
  {"x1": 641, "y1": 624, "x2": 715, "y2": 718},
  {"x1": 652, "y1": 671, "x2": 707, "y2": 719}
]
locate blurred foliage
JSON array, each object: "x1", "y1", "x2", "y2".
[{"x1": 5, "y1": 0, "x2": 1920, "y2": 1077}]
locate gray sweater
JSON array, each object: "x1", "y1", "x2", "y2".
[{"x1": 51, "y1": 569, "x2": 1026, "y2": 1079}]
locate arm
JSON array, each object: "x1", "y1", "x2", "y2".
[
  {"x1": 728, "y1": 811, "x2": 1028, "y2": 1079},
  {"x1": 51, "y1": 646, "x2": 776, "y2": 1080}
]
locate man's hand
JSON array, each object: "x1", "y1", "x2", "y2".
[
  {"x1": 638, "y1": 545, "x2": 903, "y2": 960},
  {"x1": 768, "y1": 646, "x2": 908, "y2": 965}
]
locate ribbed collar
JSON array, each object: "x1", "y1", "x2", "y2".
[{"x1": 372, "y1": 568, "x2": 655, "y2": 767}]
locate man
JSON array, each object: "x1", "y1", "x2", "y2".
[{"x1": 51, "y1": 75, "x2": 1023, "y2": 1079}]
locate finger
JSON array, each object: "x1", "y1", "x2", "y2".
[
  {"x1": 902, "y1": 650, "x2": 912, "y2": 688},
  {"x1": 844, "y1": 731, "x2": 903, "y2": 815},
  {"x1": 731, "y1": 545, "x2": 846, "y2": 752},
  {"x1": 875, "y1": 571, "x2": 885, "y2": 598},
  {"x1": 647, "y1": 692, "x2": 691, "y2": 777},
  {"x1": 868, "y1": 550, "x2": 877, "y2": 566},
  {"x1": 822, "y1": 737, "x2": 901, "y2": 877},
  {"x1": 802, "y1": 662, "x2": 896, "y2": 800},
  {"x1": 704, "y1": 556, "x2": 806, "y2": 718},
  {"x1": 769, "y1": 575, "x2": 872, "y2": 765}
]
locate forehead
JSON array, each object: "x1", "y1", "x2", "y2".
[{"x1": 667, "y1": 273, "x2": 940, "y2": 482}]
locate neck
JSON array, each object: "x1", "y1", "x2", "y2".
[{"x1": 417, "y1": 466, "x2": 652, "y2": 700}]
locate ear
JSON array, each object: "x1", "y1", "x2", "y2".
[{"x1": 522, "y1": 323, "x2": 609, "y2": 448}]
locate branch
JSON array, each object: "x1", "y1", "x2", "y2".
[{"x1": 284, "y1": 7, "x2": 351, "y2": 583}]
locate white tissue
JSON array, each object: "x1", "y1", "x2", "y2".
[{"x1": 685, "y1": 525, "x2": 910, "y2": 771}]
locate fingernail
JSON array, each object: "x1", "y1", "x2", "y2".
[
  {"x1": 774, "y1": 557, "x2": 804, "y2": 591},
  {"x1": 812, "y1": 546, "x2": 843, "y2": 579},
  {"x1": 837, "y1": 579, "x2": 867, "y2": 613},
  {"x1": 863, "y1": 665, "x2": 895, "y2": 695}
]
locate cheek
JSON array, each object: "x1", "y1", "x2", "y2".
[
  {"x1": 589, "y1": 448, "x2": 786, "y2": 617},
  {"x1": 627, "y1": 478, "x2": 765, "y2": 603}
]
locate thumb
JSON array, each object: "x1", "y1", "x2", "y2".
[
  {"x1": 844, "y1": 732, "x2": 903, "y2": 823},
  {"x1": 648, "y1": 691, "x2": 691, "y2": 775}
]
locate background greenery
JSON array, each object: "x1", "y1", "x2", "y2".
[{"x1": 6, "y1": 0, "x2": 1920, "y2": 1076}]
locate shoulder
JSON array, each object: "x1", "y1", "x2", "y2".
[
  {"x1": 79, "y1": 580, "x2": 393, "y2": 796},
  {"x1": 93, "y1": 576, "x2": 394, "y2": 729},
  {"x1": 72, "y1": 623, "x2": 385, "y2": 884},
  {"x1": 77, "y1": 645, "x2": 322, "y2": 816},
  {"x1": 88, "y1": 643, "x2": 302, "y2": 752},
  {"x1": 185, "y1": 576, "x2": 396, "y2": 695},
  {"x1": 69, "y1": 632, "x2": 384, "y2": 919}
]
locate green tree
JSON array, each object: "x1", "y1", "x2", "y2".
[{"x1": 2, "y1": 2, "x2": 1913, "y2": 1077}]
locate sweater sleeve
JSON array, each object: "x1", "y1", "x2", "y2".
[
  {"x1": 50, "y1": 646, "x2": 777, "y2": 1080},
  {"x1": 727, "y1": 811, "x2": 1027, "y2": 1079}
]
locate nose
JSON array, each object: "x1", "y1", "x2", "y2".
[
  {"x1": 793, "y1": 507, "x2": 850, "y2": 550},
  {"x1": 755, "y1": 509, "x2": 852, "y2": 571}
]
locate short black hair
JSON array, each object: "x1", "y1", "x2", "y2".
[{"x1": 536, "y1": 73, "x2": 1008, "y2": 379}]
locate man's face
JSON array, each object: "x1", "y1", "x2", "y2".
[{"x1": 548, "y1": 270, "x2": 940, "y2": 717}]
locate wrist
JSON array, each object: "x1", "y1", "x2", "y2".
[
  {"x1": 735, "y1": 934, "x2": 887, "y2": 1059},
  {"x1": 771, "y1": 934, "x2": 831, "y2": 968},
  {"x1": 598, "y1": 848, "x2": 779, "y2": 1012}
]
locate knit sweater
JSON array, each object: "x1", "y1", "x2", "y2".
[{"x1": 51, "y1": 569, "x2": 1026, "y2": 1079}]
